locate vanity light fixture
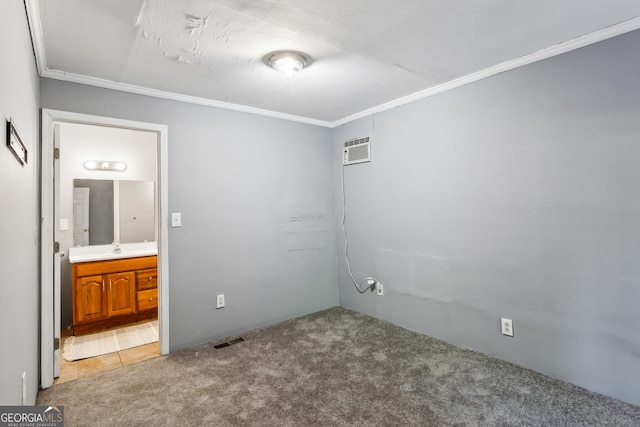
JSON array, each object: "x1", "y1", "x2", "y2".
[
  {"x1": 83, "y1": 160, "x2": 127, "y2": 172},
  {"x1": 266, "y1": 51, "x2": 309, "y2": 75}
]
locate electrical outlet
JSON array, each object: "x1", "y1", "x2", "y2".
[
  {"x1": 377, "y1": 282, "x2": 384, "y2": 296},
  {"x1": 216, "y1": 294, "x2": 225, "y2": 309},
  {"x1": 501, "y1": 318, "x2": 513, "y2": 337}
]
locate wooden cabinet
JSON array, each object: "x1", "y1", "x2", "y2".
[
  {"x1": 137, "y1": 289, "x2": 158, "y2": 311},
  {"x1": 72, "y1": 256, "x2": 157, "y2": 335},
  {"x1": 107, "y1": 272, "x2": 136, "y2": 317},
  {"x1": 136, "y1": 268, "x2": 157, "y2": 290},
  {"x1": 75, "y1": 275, "x2": 107, "y2": 323},
  {"x1": 136, "y1": 268, "x2": 158, "y2": 311}
]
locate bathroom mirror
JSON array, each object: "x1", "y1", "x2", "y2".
[{"x1": 73, "y1": 179, "x2": 155, "y2": 246}]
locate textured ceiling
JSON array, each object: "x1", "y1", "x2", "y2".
[{"x1": 29, "y1": 0, "x2": 640, "y2": 126}]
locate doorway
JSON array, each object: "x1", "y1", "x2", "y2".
[{"x1": 40, "y1": 109, "x2": 170, "y2": 389}]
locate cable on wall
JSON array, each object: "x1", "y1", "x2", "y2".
[{"x1": 341, "y1": 163, "x2": 378, "y2": 294}]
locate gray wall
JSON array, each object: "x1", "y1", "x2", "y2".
[
  {"x1": 0, "y1": 1, "x2": 41, "y2": 405},
  {"x1": 333, "y1": 29, "x2": 640, "y2": 406},
  {"x1": 40, "y1": 79, "x2": 338, "y2": 350}
]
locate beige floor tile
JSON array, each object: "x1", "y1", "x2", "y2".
[
  {"x1": 118, "y1": 342, "x2": 159, "y2": 366},
  {"x1": 54, "y1": 360, "x2": 79, "y2": 384},
  {"x1": 53, "y1": 324, "x2": 159, "y2": 383},
  {"x1": 77, "y1": 352, "x2": 122, "y2": 378}
]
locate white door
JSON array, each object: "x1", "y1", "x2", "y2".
[
  {"x1": 73, "y1": 188, "x2": 90, "y2": 246},
  {"x1": 53, "y1": 124, "x2": 61, "y2": 378}
]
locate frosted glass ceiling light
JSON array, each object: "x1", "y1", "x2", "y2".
[
  {"x1": 83, "y1": 160, "x2": 127, "y2": 171},
  {"x1": 267, "y1": 51, "x2": 308, "y2": 75}
]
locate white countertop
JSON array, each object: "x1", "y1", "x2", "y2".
[{"x1": 68, "y1": 242, "x2": 157, "y2": 263}]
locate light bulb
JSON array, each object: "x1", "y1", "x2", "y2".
[{"x1": 267, "y1": 51, "x2": 308, "y2": 75}]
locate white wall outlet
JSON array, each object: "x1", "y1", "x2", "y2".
[
  {"x1": 501, "y1": 318, "x2": 514, "y2": 337},
  {"x1": 377, "y1": 282, "x2": 384, "y2": 296},
  {"x1": 171, "y1": 212, "x2": 182, "y2": 227},
  {"x1": 216, "y1": 294, "x2": 225, "y2": 309}
]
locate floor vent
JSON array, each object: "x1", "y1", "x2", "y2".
[{"x1": 214, "y1": 337, "x2": 245, "y2": 349}]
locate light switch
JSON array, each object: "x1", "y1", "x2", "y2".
[
  {"x1": 171, "y1": 212, "x2": 182, "y2": 228},
  {"x1": 60, "y1": 218, "x2": 69, "y2": 231}
]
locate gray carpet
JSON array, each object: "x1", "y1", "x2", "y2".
[{"x1": 37, "y1": 307, "x2": 640, "y2": 426}]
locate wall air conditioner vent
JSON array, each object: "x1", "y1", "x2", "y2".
[{"x1": 342, "y1": 136, "x2": 371, "y2": 165}]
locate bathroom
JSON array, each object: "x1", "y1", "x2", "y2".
[{"x1": 58, "y1": 122, "x2": 158, "y2": 334}]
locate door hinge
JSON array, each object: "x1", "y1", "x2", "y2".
[
  {"x1": 54, "y1": 148, "x2": 60, "y2": 160},
  {"x1": 54, "y1": 337, "x2": 60, "y2": 350},
  {"x1": 54, "y1": 241, "x2": 60, "y2": 253}
]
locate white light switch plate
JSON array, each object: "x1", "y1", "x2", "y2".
[
  {"x1": 60, "y1": 218, "x2": 69, "y2": 231},
  {"x1": 171, "y1": 212, "x2": 182, "y2": 227}
]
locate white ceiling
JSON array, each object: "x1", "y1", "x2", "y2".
[{"x1": 28, "y1": 0, "x2": 640, "y2": 127}]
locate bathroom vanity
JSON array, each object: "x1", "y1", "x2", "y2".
[{"x1": 69, "y1": 243, "x2": 158, "y2": 335}]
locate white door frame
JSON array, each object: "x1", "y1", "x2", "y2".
[{"x1": 40, "y1": 109, "x2": 170, "y2": 388}]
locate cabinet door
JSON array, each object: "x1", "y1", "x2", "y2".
[
  {"x1": 107, "y1": 272, "x2": 137, "y2": 316},
  {"x1": 75, "y1": 275, "x2": 107, "y2": 323}
]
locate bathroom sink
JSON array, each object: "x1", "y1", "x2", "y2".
[{"x1": 68, "y1": 242, "x2": 157, "y2": 263}]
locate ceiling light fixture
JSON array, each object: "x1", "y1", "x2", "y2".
[
  {"x1": 83, "y1": 160, "x2": 127, "y2": 172},
  {"x1": 266, "y1": 51, "x2": 308, "y2": 76}
]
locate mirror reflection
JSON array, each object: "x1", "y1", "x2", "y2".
[{"x1": 73, "y1": 179, "x2": 155, "y2": 246}]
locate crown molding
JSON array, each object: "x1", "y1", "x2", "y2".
[
  {"x1": 25, "y1": 0, "x2": 640, "y2": 129},
  {"x1": 332, "y1": 16, "x2": 640, "y2": 127},
  {"x1": 39, "y1": 68, "x2": 334, "y2": 128}
]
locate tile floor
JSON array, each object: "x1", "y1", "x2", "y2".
[{"x1": 55, "y1": 327, "x2": 159, "y2": 385}]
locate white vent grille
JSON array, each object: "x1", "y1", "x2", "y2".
[{"x1": 343, "y1": 136, "x2": 371, "y2": 165}]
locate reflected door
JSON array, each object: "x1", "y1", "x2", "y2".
[{"x1": 73, "y1": 187, "x2": 90, "y2": 246}]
